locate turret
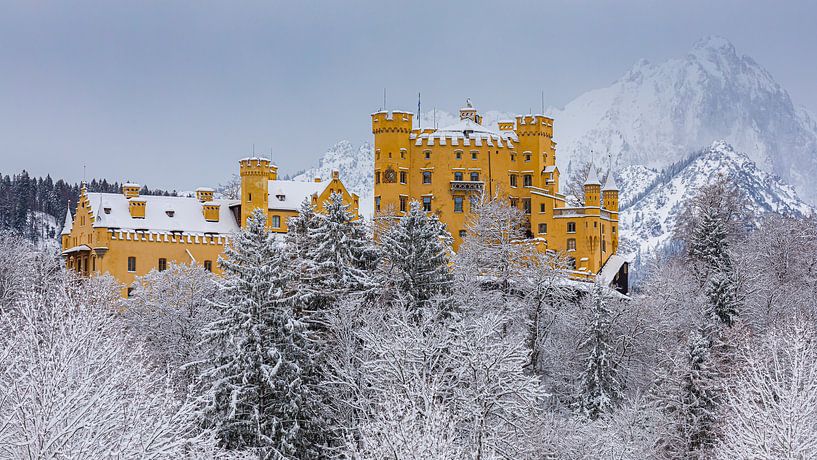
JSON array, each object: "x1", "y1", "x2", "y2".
[
  {"x1": 239, "y1": 157, "x2": 271, "y2": 227},
  {"x1": 61, "y1": 207, "x2": 73, "y2": 247},
  {"x1": 602, "y1": 172, "x2": 619, "y2": 213},
  {"x1": 584, "y1": 166, "x2": 601, "y2": 208},
  {"x1": 514, "y1": 114, "x2": 556, "y2": 189},
  {"x1": 195, "y1": 187, "x2": 214, "y2": 202}
]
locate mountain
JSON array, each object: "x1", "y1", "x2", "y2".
[
  {"x1": 618, "y1": 140, "x2": 813, "y2": 258},
  {"x1": 293, "y1": 140, "x2": 375, "y2": 217},
  {"x1": 554, "y1": 36, "x2": 817, "y2": 204}
]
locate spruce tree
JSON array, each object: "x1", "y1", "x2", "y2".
[
  {"x1": 198, "y1": 209, "x2": 327, "y2": 458},
  {"x1": 380, "y1": 201, "x2": 453, "y2": 312},
  {"x1": 676, "y1": 329, "x2": 721, "y2": 458},
  {"x1": 575, "y1": 283, "x2": 623, "y2": 420},
  {"x1": 302, "y1": 192, "x2": 379, "y2": 312}
]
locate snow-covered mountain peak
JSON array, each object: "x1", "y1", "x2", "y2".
[{"x1": 690, "y1": 35, "x2": 737, "y2": 57}]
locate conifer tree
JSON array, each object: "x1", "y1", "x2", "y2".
[
  {"x1": 303, "y1": 192, "x2": 379, "y2": 312},
  {"x1": 671, "y1": 329, "x2": 721, "y2": 458},
  {"x1": 575, "y1": 284, "x2": 623, "y2": 420},
  {"x1": 197, "y1": 209, "x2": 327, "y2": 458},
  {"x1": 380, "y1": 200, "x2": 453, "y2": 312}
]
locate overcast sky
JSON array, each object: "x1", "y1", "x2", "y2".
[{"x1": 1, "y1": 0, "x2": 814, "y2": 191}]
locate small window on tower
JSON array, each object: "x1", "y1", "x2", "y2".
[
  {"x1": 540, "y1": 203, "x2": 545, "y2": 213},
  {"x1": 400, "y1": 171, "x2": 407, "y2": 184},
  {"x1": 158, "y1": 258, "x2": 167, "y2": 272},
  {"x1": 424, "y1": 151, "x2": 431, "y2": 159},
  {"x1": 471, "y1": 152, "x2": 478, "y2": 160},
  {"x1": 204, "y1": 260, "x2": 213, "y2": 272},
  {"x1": 422, "y1": 171, "x2": 432, "y2": 184},
  {"x1": 525, "y1": 153, "x2": 531, "y2": 162},
  {"x1": 454, "y1": 197, "x2": 463, "y2": 213},
  {"x1": 538, "y1": 223, "x2": 547, "y2": 234},
  {"x1": 375, "y1": 171, "x2": 381, "y2": 184},
  {"x1": 567, "y1": 222, "x2": 576, "y2": 233},
  {"x1": 127, "y1": 257, "x2": 136, "y2": 273},
  {"x1": 455, "y1": 151, "x2": 462, "y2": 159},
  {"x1": 399, "y1": 196, "x2": 407, "y2": 212}
]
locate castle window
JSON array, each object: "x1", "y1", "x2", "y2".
[
  {"x1": 540, "y1": 203, "x2": 545, "y2": 213},
  {"x1": 165, "y1": 210, "x2": 175, "y2": 217},
  {"x1": 454, "y1": 197, "x2": 463, "y2": 213},
  {"x1": 127, "y1": 257, "x2": 136, "y2": 273},
  {"x1": 470, "y1": 172, "x2": 479, "y2": 181},
  {"x1": 510, "y1": 175, "x2": 518, "y2": 187},
  {"x1": 471, "y1": 152, "x2": 478, "y2": 160},
  {"x1": 158, "y1": 258, "x2": 167, "y2": 272},
  {"x1": 375, "y1": 196, "x2": 381, "y2": 212},
  {"x1": 400, "y1": 171, "x2": 407, "y2": 184},
  {"x1": 459, "y1": 230, "x2": 467, "y2": 238},
  {"x1": 567, "y1": 222, "x2": 576, "y2": 233},
  {"x1": 612, "y1": 226, "x2": 616, "y2": 234},
  {"x1": 272, "y1": 215, "x2": 281, "y2": 228},
  {"x1": 454, "y1": 172, "x2": 463, "y2": 181},
  {"x1": 510, "y1": 198, "x2": 518, "y2": 208},
  {"x1": 422, "y1": 171, "x2": 432, "y2": 184},
  {"x1": 399, "y1": 196, "x2": 407, "y2": 212},
  {"x1": 538, "y1": 223, "x2": 547, "y2": 234},
  {"x1": 248, "y1": 193, "x2": 252, "y2": 201},
  {"x1": 511, "y1": 153, "x2": 516, "y2": 162},
  {"x1": 376, "y1": 152, "x2": 380, "y2": 160},
  {"x1": 523, "y1": 175, "x2": 532, "y2": 187},
  {"x1": 401, "y1": 151, "x2": 406, "y2": 159},
  {"x1": 522, "y1": 198, "x2": 531, "y2": 214},
  {"x1": 422, "y1": 196, "x2": 432, "y2": 212},
  {"x1": 525, "y1": 153, "x2": 531, "y2": 162},
  {"x1": 375, "y1": 171, "x2": 381, "y2": 184},
  {"x1": 424, "y1": 151, "x2": 431, "y2": 159},
  {"x1": 127, "y1": 287, "x2": 134, "y2": 298},
  {"x1": 567, "y1": 238, "x2": 576, "y2": 251},
  {"x1": 455, "y1": 151, "x2": 462, "y2": 159},
  {"x1": 602, "y1": 239, "x2": 607, "y2": 253},
  {"x1": 104, "y1": 207, "x2": 111, "y2": 214},
  {"x1": 204, "y1": 260, "x2": 213, "y2": 272},
  {"x1": 388, "y1": 152, "x2": 392, "y2": 158}
]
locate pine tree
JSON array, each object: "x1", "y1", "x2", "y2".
[
  {"x1": 575, "y1": 284, "x2": 623, "y2": 420},
  {"x1": 380, "y1": 200, "x2": 453, "y2": 312},
  {"x1": 704, "y1": 268, "x2": 739, "y2": 327},
  {"x1": 675, "y1": 329, "x2": 721, "y2": 458},
  {"x1": 197, "y1": 209, "x2": 327, "y2": 458},
  {"x1": 688, "y1": 205, "x2": 731, "y2": 273},
  {"x1": 302, "y1": 192, "x2": 379, "y2": 313}
]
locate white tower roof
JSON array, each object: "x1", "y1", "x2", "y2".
[
  {"x1": 61, "y1": 208, "x2": 73, "y2": 236},
  {"x1": 584, "y1": 166, "x2": 601, "y2": 186},
  {"x1": 602, "y1": 172, "x2": 619, "y2": 191}
]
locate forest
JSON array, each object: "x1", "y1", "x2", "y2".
[{"x1": 0, "y1": 179, "x2": 815, "y2": 459}]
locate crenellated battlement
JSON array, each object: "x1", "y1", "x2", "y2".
[
  {"x1": 371, "y1": 111, "x2": 414, "y2": 134},
  {"x1": 515, "y1": 115, "x2": 554, "y2": 138}
]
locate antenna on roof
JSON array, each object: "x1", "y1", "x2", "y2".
[{"x1": 541, "y1": 90, "x2": 544, "y2": 114}]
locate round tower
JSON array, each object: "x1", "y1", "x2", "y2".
[
  {"x1": 239, "y1": 157, "x2": 271, "y2": 227},
  {"x1": 584, "y1": 166, "x2": 601, "y2": 209},
  {"x1": 371, "y1": 111, "x2": 413, "y2": 214},
  {"x1": 602, "y1": 173, "x2": 619, "y2": 213}
]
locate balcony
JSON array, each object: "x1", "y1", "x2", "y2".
[{"x1": 450, "y1": 180, "x2": 484, "y2": 193}]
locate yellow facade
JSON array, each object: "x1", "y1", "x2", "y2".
[
  {"x1": 372, "y1": 103, "x2": 620, "y2": 276},
  {"x1": 62, "y1": 160, "x2": 359, "y2": 296}
]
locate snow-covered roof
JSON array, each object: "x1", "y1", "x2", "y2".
[
  {"x1": 62, "y1": 244, "x2": 91, "y2": 255},
  {"x1": 544, "y1": 165, "x2": 558, "y2": 174},
  {"x1": 597, "y1": 254, "x2": 627, "y2": 286},
  {"x1": 86, "y1": 193, "x2": 240, "y2": 235},
  {"x1": 438, "y1": 118, "x2": 498, "y2": 135},
  {"x1": 195, "y1": 186, "x2": 215, "y2": 192},
  {"x1": 123, "y1": 183, "x2": 141, "y2": 188},
  {"x1": 267, "y1": 180, "x2": 328, "y2": 211},
  {"x1": 414, "y1": 118, "x2": 515, "y2": 149},
  {"x1": 584, "y1": 166, "x2": 601, "y2": 185},
  {"x1": 602, "y1": 172, "x2": 619, "y2": 191},
  {"x1": 61, "y1": 208, "x2": 73, "y2": 236}
]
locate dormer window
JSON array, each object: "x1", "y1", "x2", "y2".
[
  {"x1": 104, "y1": 207, "x2": 111, "y2": 214},
  {"x1": 165, "y1": 210, "x2": 175, "y2": 217},
  {"x1": 276, "y1": 194, "x2": 285, "y2": 201}
]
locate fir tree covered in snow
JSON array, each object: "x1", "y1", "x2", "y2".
[
  {"x1": 380, "y1": 200, "x2": 453, "y2": 312},
  {"x1": 197, "y1": 209, "x2": 328, "y2": 457},
  {"x1": 575, "y1": 284, "x2": 623, "y2": 420}
]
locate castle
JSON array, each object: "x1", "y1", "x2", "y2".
[
  {"x1": 61, "y1": 158, "x2": 359, "y2": 296},
  {"x1": 372, "y1": 102, "x2": 627, "y2": 291}
]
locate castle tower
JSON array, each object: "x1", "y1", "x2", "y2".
[
  {"x1": 372, "y1": 111, "x2": 413, "y2": 214},
  {"x1": 240, "y1": 157, "x2": 271, "y2": 227},
  {"x1": 584, "y1": 166, "x2": 601, "y2": 208},
  {"x1": 602, "y1": 172, "x2": 619, "y2": 212},
  {"x1": 514, "y1": 114, "x2": 556, "y2": 190}
]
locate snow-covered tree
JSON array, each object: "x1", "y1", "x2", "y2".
[
  {"x1": 575, "y1": 283, "x2": 623, "y2": 420},
  {"x1": 124, "y1": 262, "x2": 219, "y2": 391},
  {"x1": 657, "y1": 329, "x2": 722, "y2": 459},
  {"x1": 379, "y1": 200, "x2": 453, "y2": 312},
  {"x1": 718, "y1": 321, "x2": 817, "y2": 459},
  {"x1": 456, "y1": 193, "x2": 527, "y2": 292},
  {"x1": 196, "y1": 209, "x2": 328, "y2": 457},
  {"x1": 300, "y1": 192, "x2": 379, "y2": 315},
  {"x1": 0, "y1": 270, "x2": 202, "y2": 458},
  {"x1": 704, "y1": 268, "x2": 740, "y2": 328}
]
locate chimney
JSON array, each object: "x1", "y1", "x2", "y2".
[
  {"x1": 195, "y1": 187, "x2": 214, "y2": 202},
  {"x1": 202, "y1": 203, "x2": 220, "y2": 222},
  {"x1": 129, "y1": 198, "x2": 146, "y2": 218},
  {"x1": 313, "y1": 177, "x2": 322, "y2": 183},
  {"x1": 122, "y1": 183, "x2": 141, "y2": 199}
]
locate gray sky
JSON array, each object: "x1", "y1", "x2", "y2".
[{"x1": 1, "y1": 0, "x2": 814, "y2": 191}]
